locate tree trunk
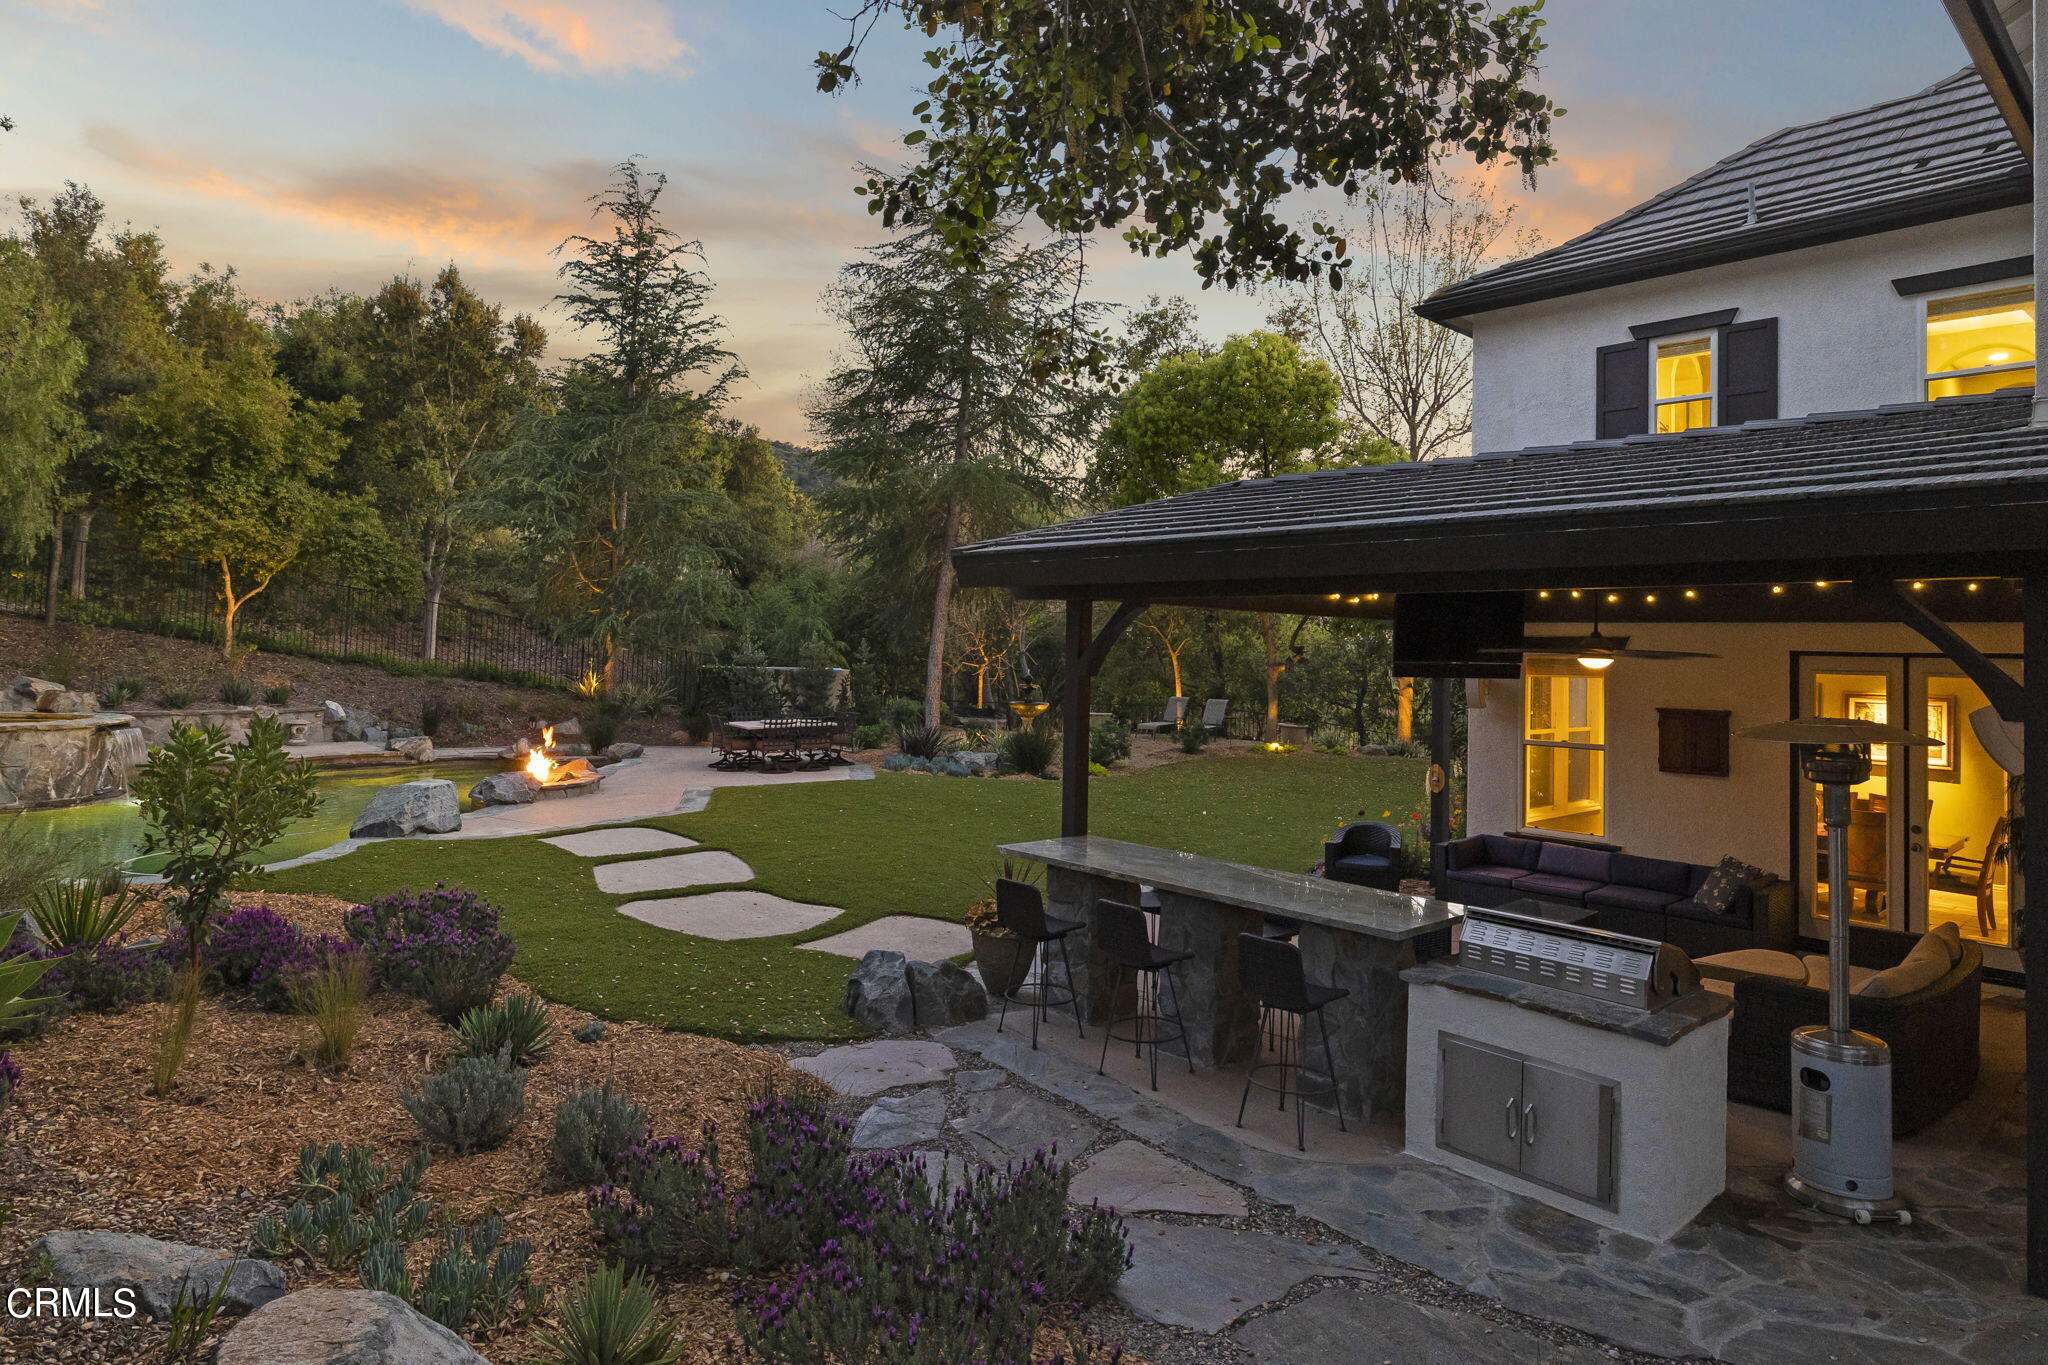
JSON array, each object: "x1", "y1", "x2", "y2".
[
  {"x1": 43, "y1": 511, "x2": 61, "y2": 628},
  {"x1": 924, "y1": 498, "x2": 964, "y2": 726},
  {"x1": 1396, "y1": 677, "x2": 1415, "y2": 743},
  {"x1": 1260, "y1": 612, "x2": 1281, "y2": 740},
  {"x1": 421, "y1": 555, "x2": 444, "y2": 664},
  {"x1": 219, "y1": 562, "x2": 239, "y2": 659},
  {"x1": 67, "y1": 509, "x2": 91, "y2": 600},
  {"x1": 1168, "y1": 647, "x2": 1183, "y2": 698}
]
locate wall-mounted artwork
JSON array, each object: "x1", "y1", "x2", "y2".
[{"x1": 1847, "y1": 694, "x2": 1957, "y2": 783}]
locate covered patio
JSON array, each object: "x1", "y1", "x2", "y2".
[{"x1": 950, "y1": 392, "x2": 2048, "y2": 1333}]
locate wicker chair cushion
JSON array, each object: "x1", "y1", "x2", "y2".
[
  {"x1": 1695, "y1": 948, "x2": 1808, "y2": 983},
  {"x1": 1799, "y1": 956, "x2": 1880, "y2": 992},
  {"x1": 1849, "y1": 931, "x2": 1957, "y2": 998}
]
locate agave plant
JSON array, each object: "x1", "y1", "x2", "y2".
[
  {"x1": 31, "y1": 871, "x2": 145, "y2": 950},
  {"x1": 0, "y1": 912, "x2": 66, "y2": 1033}
]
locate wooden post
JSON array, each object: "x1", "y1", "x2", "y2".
[
  {"x1": 1062, "y1": 599, "x2": 1093, "y2": 838},
  {"x1": 2025, "y1": 576, "x2": 2048, "y2": 1296},
  {"x1": 1429, "y1": 677, "x2": 1453, "y2": 847}
]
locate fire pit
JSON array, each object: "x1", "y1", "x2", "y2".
[{"x1": 518, "y1": 726, "x2": 605, "y2": 800}]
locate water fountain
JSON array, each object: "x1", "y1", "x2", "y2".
[{"x1": 0, "y1": 677, "x2": 151, "y2": 812}]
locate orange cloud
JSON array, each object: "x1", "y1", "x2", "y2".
[{"x1": 397, "y1": 0, "x2": 691, "y2": 75}]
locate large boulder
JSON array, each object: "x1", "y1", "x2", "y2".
[
  {"x1": 552, "y1": 717, "x2": 585, "y2": 741},
  {"x1": 842, "y1": 950, "x2": 916, "y2": 1035},
  {"x1": 349, "y1": 780, "x2": 460, "y2": 838},
  {"x1": 908, "y1": 959, "x2": 988, "y2": 1027},
  {"x1": 340, "y1": 707, "x2": 380, "y2": 743},
  {"x1": 33, "y1": 1230, "x2": 286, "y2": 1319},
  {"x1": 601, "y1": 741, "x2": 644, "y2": 762},
  {"x1": 392, "y1": 735, "x2": 434, "y2": 763},
  {"x1": 216, "y1": 1288, "x2": 488, "y2": 1365},
  {"x1": 470, "y1": 771, "x2": 541, "y2": 806},
  {"x1": 321, "y1": 700, "x2": 347, "y2": 725}
]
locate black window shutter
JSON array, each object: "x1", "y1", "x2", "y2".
[
  {"x1": 1595, "y1": 341, "x2": 1650, "y2": 439},
  {"x1": 1717, "y1": 318, "x2": 1778, "y2": 425}
]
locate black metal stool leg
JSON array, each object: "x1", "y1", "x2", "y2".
[
  {"x1": 1096, "y1": 962, "x2": 1121, "y2": 1077},
  {"x1": 1030, "y1": 938, "x2": 1045, "y2": 1050},
  {"x1": 997, "y1": 934, "x2": 1028, "y2": 1037},
  {"x1": 1317, "y1": 1009, "x2": 1348, "y2": 1133},
  {"x1": 1236, "y1": 1006, "x2": 1263, "y2": 1129},
  {"x1": 1056, "y1": 935, "x2": 1085, "y2": 1038},
  {"x1": 1161, "y1": 964, "x2": 1194, "y2": 1074}
]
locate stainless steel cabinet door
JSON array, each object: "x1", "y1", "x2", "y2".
[
  {"x1": 1438, "y1": 1037, "x2": 1524, "y2": 1172},
  {"x1": 1519, "y1": 1060, "x2": 1615, "y2": 1203}
]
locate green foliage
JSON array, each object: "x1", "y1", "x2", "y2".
[
  {"x1": 0, "y1": 239, "x2": 84, "y2": 555},
  {"x1": 818, "y1": 1, "x2": 1556, "y2": 290},
  {"x1": 457, "y1": 993, "x2": 554, "y2": 1068},
  {"x1": 252, "y1": 1147, "x2": 433, "y2": 1270},
  {"x1": 996, "y1": 727, "x2": 1054, "y2": 777},
  {"x1": 1312, "y1": 727, "x2": 1352, "y2": 755},
  {"x1": 293, "y1": 951, "x2": 370, "y2": 1071},
  {"x1": 574, "y1": 1019, "x2": 607, "y2": 1044},
  {"x1": 0, "y1": 912, "x2": 66, "y2": 1034},
  {"x1": 217, "y1": 677, "x2": 253, "y2": 705},
  {"x1": 552, "y1": 1082, "x2": 651, "y2": 1189},
  {"x1": 893, "y1": 723, "x2": 954, "y2": 761},
  {"x1": 417, "y1": 693, "x2": 447, "y2": 738},
  {"x1": 363, "y1": 1216, "x2": 537, "y2": 1336},
  {"x1": 150, "y1": 962, "x2": 202, "y2": 1098},
  {"x1": 851, "y1": 723, "x2": 889, "y2": 750},
  {"x1": 403, "y1": 1054, "x2": 527, "y2": 1155},
  {"x1": 537, "y1": 1263, "x2": 683, "y2": 1365},
  {"x1": 101, "y1": 677, "x2": 143, "y2": 707},
  {"x1": 131, "y1": 716, "x2": 320, "y2": 960},
  {"x1": 262, "y1": 683, "x2": 293, "y2": 706},
  {"x1": 292, "y1": 1142, "x2": 425, "y2": 1206},
  {"x1": 1178, "y1": 719, "x2": 1209, "y2": 754},
  {"x1": 157, "y1": 686, "x2": 194, "y2": 709},
  {"x1": 1088, "y1": 717, "x2": 1132, "y2": 768},
  {"x1": 30, "y1": 870, "x2": 142, "y2": 949},
  {"x1": 161, "y1": 1263, "x2": 232, "y2": 1364}
]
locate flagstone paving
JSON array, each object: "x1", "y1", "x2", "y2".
[
  {"x1": 1068, "y1": 1139, "x2": 1248, "y2": 1217},
  {"x1": 1232, "y1": 1282, "x2": 1606, "y2": 1365},
  {"x1": 1117, "y1": 1220, "x2": 1380, "y2": 1333},
  {"x1": 851, "y1": 1089, "x2": 947, "y2": 1149},
  {"x1": 592, "y1": 849, "x2": 752, "y2": 894},
  {"x1": 795, "y1": 915, "x2": 971, "y2": 961},
  {"x1": 543, "y1": 827, "x2": 697, "y2": 857},
  {"x1": 950, "y1": 1083, "x2": 1100, "y2": 1165},
  {"x1": 789, "y1": 1039, "x2": 957, "y2": 1096},
  {"x1": 615, "y1": 890, "x2": 839, "y2": 940}
]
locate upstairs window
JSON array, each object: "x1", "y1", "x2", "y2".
[
  {"x1": 1925, "y1": 284, "x2": 2034, "y2": 399},
  {"x1": 1653, "y1": 334, "x2": 1714, "y2": 432}
]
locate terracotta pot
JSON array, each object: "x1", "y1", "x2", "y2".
[{"x1": 972, "y1": 931, "x2": 1032, "y2": 998}]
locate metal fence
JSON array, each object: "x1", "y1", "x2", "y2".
[{"x1": 0, "y1": 560, "x2": 697, "y2": 696}]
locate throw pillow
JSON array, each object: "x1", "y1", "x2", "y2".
[
  {"x1": 1855, "y1": 933, "x2": 1954, "y2": 998},
  {"x1": 1696, "y1": 856, "x2": 1765, "y2": 914},
  {"x1": 1927, "y1": 920, "x2": 1963, "y2": 968}
]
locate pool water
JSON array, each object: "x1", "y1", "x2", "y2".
[{"x1": 10, "y1": 760, "x2": 506, "y2": 877}]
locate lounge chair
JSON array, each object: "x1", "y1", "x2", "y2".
[
  {"x1": 1198, "y1": 697, "x2": 1228, "y2": 733},
  {"x1": 1134, "y1": 697, "x2": 1187, "y2": 734}
]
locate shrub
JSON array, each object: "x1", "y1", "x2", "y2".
[
  {"x1": 418, "y1": 693, "x2": 447, "y2": 739},
  {"x1": 403, "y1": 1055, "x2": 527, "y2": 1155},
  {"x1": 1086, "y1": 761, "x2": 1109, "y2": 777},
  {"x1": 1178, "y1": 719, "x2": 1210, "y2": 753},
  {"x1": 252, "y1": 1146, "x2": 433, "y2": 1270},
  {"x1": 851, "y1": 723, "x2": 889, "y2": 750},
  {"x1": 894, "y1": 723, "x2": 954, "y2": 760},
  {"x1": 197, "y1": 904, "x2": 361, "y2": 1011},
  {"x1": 294, "y1": 952, "x2": 370, "y2": 1070},
  {"x1": 157, "y1": 687, "x2": 195, "y2": 709},
  {"x1": 262, "y1": 684, "x2": 294, "y2": 706},
  {"x1": 587, "y1": 1132, "x2": 730, "y2": 1276},
  {"x1": 457, "y1": 994, "x2": 554, "y2": 1068},
  {"x1": 1312, "y1": 727, "x2": 1352, "y2": 755},
  {"x1": 1386, "y1": 737, "x2": 1429, "y2": 758},
  {"x1": 345, "y1": 885, "x2": 515, "y2": 1023},
  {"x1": 879, "y1": 697, "x2": 923, "y2": 731},
  {"x1": 997, "y1": 727, "x2": 1055, "y2": 777},
  {"x1": 19, "y1": 936, "x2": 167, "y2": 1020},
  {"x1": 584, "y1": 702, "x2": 624, "y2": 753},
  {"x1": 879, "y1": 754, "x2": 912, "y2": 773},
  {"x1": 102, "y1": 678, "x2": 143, "y2": 708},
  {"x1": 151, "y1": 964, "x2": 203, "y2": 1098},
  {"x1": 132, "y1": 718, "x2": 321, "y2": 965},
  {"x1": 574, "y1": 1019, "x2": 607, "y2": 1044},
  {"x1": 31, "y1": 871, "x2": 143, "y2": 949},
  {"x1": 293, "y1": 1142, "x2": 421, "y2": 1205},
  {"x1": 537, "y1": 1263, "x2": 682, "y2": 1365},
  {"x1": 552, "y1": 1082, "x2": 651, "y2": 1188},
  {"x1": 1089, "y1": 717, "x2": 1133, "y2": 767},
  {"x1": 218, "y1": 678, "x2": 254, "y2": 705},
  {"x1": 363, "y1": 1216, "x2": 537, "y2": 1336}
]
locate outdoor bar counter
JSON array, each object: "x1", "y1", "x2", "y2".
[{"x1": 999, "y1": 836, "x2": 1462, "y2": 1122}]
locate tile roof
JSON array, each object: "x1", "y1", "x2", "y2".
[
  {"x1": 1415, "y1": 70, "x2": 2030, "y2": 324},
  {"x1": 954, "y1": 393, "x2": 2048, "y2": 580}
]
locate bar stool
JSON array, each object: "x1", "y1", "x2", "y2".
[
  {"x1": 1093, "y1": 898, "x2": 1194, "y2": 1090},
  {"x1": 993, "y1": 877, "x2": 1086, "y2": 1049},
  {"x1": 1234, "y1": 933, "x2": 1350, "y2": 1152}
]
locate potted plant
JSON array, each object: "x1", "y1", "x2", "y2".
[{"x1": 967, "y1": 859, "x2": 1039, "y2": 998}]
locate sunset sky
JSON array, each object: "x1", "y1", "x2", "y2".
[{"x1": 0, "y1": 0, "x2": 1974, "y2": 444}]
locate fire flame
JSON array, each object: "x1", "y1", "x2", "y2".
[{"x1": 525, "y1": 725, "x2": 556, "y2": 784}]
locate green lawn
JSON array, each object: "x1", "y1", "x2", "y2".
[{"x1": 266, "y1": 753, "x2": 1428, "y2": 1042}]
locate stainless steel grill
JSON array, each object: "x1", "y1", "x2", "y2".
[{"x1": 1458, "y1": 906, "x2": 1700, "y2": 1012}]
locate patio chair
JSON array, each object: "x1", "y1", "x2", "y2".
[
  {"x1": 1134, "y1": 697, "x2": 1188, "y2": 734},
  {"x1": 1234, "y1": 934, "x2": 1349, "y2": 1152},
  {"x1": 1322, "y1": 821, "x2": 1403, "y2": 892},
  {"x1": 992, "y1": 878, "x2": 1086, "y2": 1050},
  {"x1": 1093, "y1": 898, "x2": 1194, "y2": 1091},
  {"x1": 1198, "y1": 697, "x2": 1228, "y2": 733}
]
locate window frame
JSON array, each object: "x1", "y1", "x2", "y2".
[
  {"x1": 1650, "y1": 330, "x2": 1717, "y2": 433},
  {"x1": 1922, "y1": 278, "x2": 2034, "y2": 399},
  {"x1": 1521, "y1": 660, "x2": 1608, "y2": 836}
]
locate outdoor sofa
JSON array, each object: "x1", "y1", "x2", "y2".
[{"x1": 1433, "y1": 832, "x2": 1795, "y2": 957}]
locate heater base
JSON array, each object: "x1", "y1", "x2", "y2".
[{"x1": 1783, "y1": 1173, "x2": 1913, "y2": 1225}]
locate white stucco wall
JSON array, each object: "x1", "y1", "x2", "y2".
[
  {"x1": 1463, "y1": 619, "x2": 2021, "y2": 877},
  {"x1": 1467, "y1": 206, "x2": 2034, "y2": 453}
]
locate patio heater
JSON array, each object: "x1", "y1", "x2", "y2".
[{"x1": 1737, "y1": 716, "x2": 1933, "y2": 1226}]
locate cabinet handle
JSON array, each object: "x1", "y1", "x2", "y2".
[
  {"x1": 1524, "y1": 1102, "x2": 1538, "y2": 1146},
  {"x1": 1504, "y1": 1098, "x2": 1519, "y2": 1140}
]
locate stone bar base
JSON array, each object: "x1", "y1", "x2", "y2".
[{"x1": 1297, "y1": 924, "x2": 1444, "y2": 1124}]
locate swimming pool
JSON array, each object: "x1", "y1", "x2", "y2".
[{"x1": 8, "y1": 760, "x2": 506, "y2": 877}]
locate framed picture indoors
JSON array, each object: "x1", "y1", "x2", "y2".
[{"x1": 1846, "y1": 694, "x2": 1957, "y2": 782}]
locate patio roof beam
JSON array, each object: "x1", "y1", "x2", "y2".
[
  {"x1": 1861, "y1": 578, "x2": 2033, "y2": 721},
  {"x1": 1058, "y1": 599, "x2": 1145, "y2": 838}
]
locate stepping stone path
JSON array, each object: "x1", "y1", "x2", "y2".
[
  {"x1": 1232, "y1": 1282, "x2": 1606, "y2": 1365},
  {"x1": 593, "y1": 850, "x2": 752, "y2": 894},
  {"x1": 798, "y1": 915, "x2": 971, "y2": 961},
  {"x1": 1068, "y1": 1139, "x2": 1248, "y2": 1217},
  {"x1": 1117, "y1": 1220, "x2": 1380, "y2": 1333},
  {"x1": 544, "y1": 827, "x2": 696, "y2": 857},
  {"x1": 950, "y1": 1083, "x2": 1098, "y2": 1165},
  {"x1": 618, "y1": 891, "x2": 839, "y2": 940},
  {"x1": 790, "y1": 1040, "x2": 957, "y2": 1097},
  {"x1": 852, "y1": 1088, "x2": 947, "y2": 1149}
]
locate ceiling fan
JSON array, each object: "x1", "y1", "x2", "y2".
[{"x1": 1480, "y1": 602, "x2": 1719, "y2": 671}]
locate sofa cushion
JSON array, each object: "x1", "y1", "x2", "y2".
[
  {"x1": 1610, "y1": 854, "x2": 1695, "y2": 897},
  {"x1": 1446, "y1": 865, "x2": 1529, "y2": 888},
  {"x1": 1331, "y1": 853, "x2": 1393, "y2": 874},
  {"x1": 1852, "y1": 932, "x2": 1957, "y2": 999},
  {"x1": 1696, "y1": 856, "x2": 1765, "y2": 914},
  {"x1": 1535, "y1": 841, "x2": 1613, "y2": 882},
  {"x1": 1696, "y1": 949, "x2": 1807, "y2": 983},
  {"x1": 1511, "y1": 872, "x2": 1602, "y2": 903},
  {"x1": 1801, "y1": 956, "x2": 1881, "y2": 994},
  {"x1": 1481, "y1": 835, "x2": 1542, "y2": 870},
  {"x1": 1584, "y1": 883, "x2": 1684, "y2": 914},
  {"x1": 1927, "y1": 920, "x2": 1963, "y2": 967}
]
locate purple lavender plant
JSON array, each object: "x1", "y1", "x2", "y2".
[{"x1": 344, "y1": 884, "x2": 514, "y2": 1022}]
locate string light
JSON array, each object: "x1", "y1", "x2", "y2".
[
  {"x1": 1771, "y1": 585, "x2": 1785, "y2": 595},
  {"x1": 1538, "y1": 590, "x2": 1550, "y2": 599},
  {"x1": 1366, "y1": 593, "x2": 1380, "y2": 602},
  {"x1": 1968, "y1": 582, "x2": 1980, "y2": 592},
  {"x1": 1813, "y1": 581, "x2": 1829, "y2": 589},
  {"x1": 1605, "y1": 593, "x2": 1620, "y2": 604},
  {"x1": 1569, "y1": 590, "x2": 1582, "y2": 599},
  {"x1": 1644, "y1": 594, "x2": 1657, "y2": 604},
  {"x1": 1684, "y1": 589, "x2": 1698, "y2": 600},
  {"x1": 1911, "y1": 581, "x2": 1925, "y2": 590}
]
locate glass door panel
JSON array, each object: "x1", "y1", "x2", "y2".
[
  {"x1": 1910, "y1": 660, "x2": 2020, "y2": 970},
  {"x1": 1798, "y1": 661, "x2": 1907, "y2": 936}
]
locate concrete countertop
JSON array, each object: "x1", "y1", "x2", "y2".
[{"x1": 1402, "y1": 959, "x2": 1732, "y2": 1046}]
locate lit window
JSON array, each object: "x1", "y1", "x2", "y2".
[
  {"x1": 1925, "y1": 284, "x2": 2034, "y2": 399},
  {"x1": 1654, "y1": 335, "x2": 1714, "y2": 432},
  {"x1": 1523, "y1": 662, "x2": 1606, "y2": 837}
]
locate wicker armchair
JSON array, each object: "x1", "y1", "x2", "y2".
[{"x1": 1321, "y1": 821, "x2": 1403, "y2": 891}]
